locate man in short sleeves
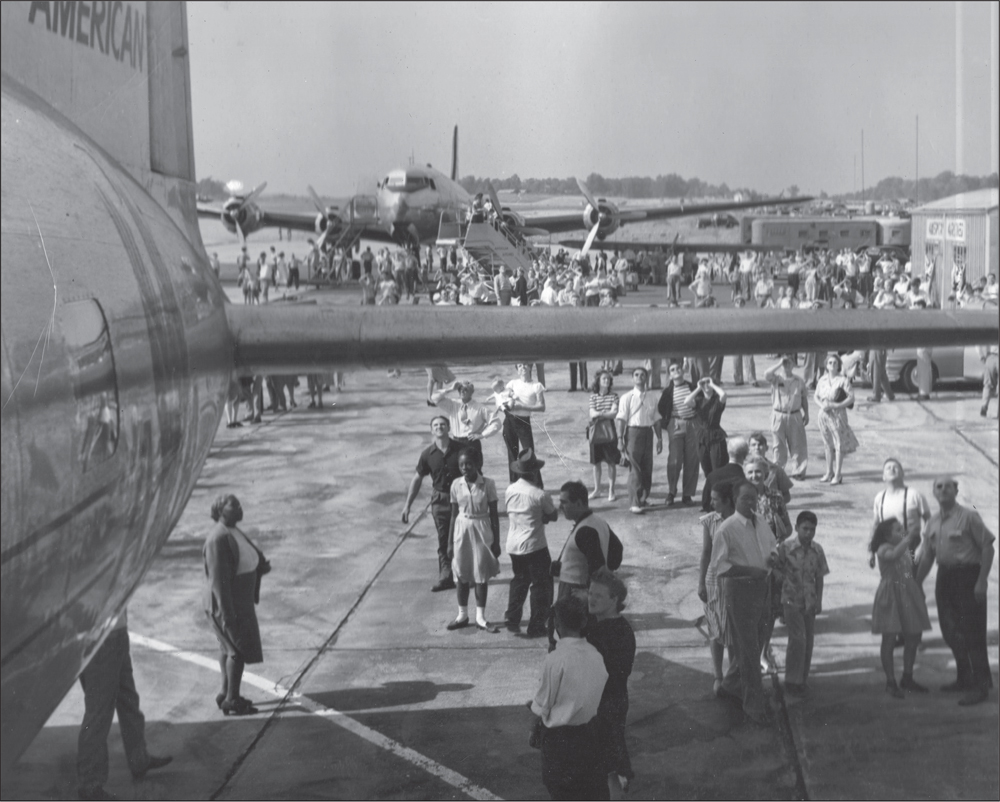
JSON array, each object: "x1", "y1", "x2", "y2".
[{"x1": 917, "y1": 476, "x2": 995, "y2": 705}]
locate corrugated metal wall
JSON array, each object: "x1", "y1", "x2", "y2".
[{"x1": 910, "y1": 208, "x2": 994, "y2": 302}]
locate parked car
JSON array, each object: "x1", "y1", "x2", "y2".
[
  {"x1": 697, "y1": 213, "x2": 739, "y2": 229},
  {"x1": 885, "y1": 345, "x2": 989, "y2": 392}
]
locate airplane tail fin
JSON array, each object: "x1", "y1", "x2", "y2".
[
  {"x1": 0, "y1": 1, "x2": 203, "y2": 248},
  {"x1": 450, "y1": 125, "x2": 459, "y2": 182}
]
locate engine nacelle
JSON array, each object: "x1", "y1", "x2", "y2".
[
  {"x1": 582, "y1": 198, "x2": 620, "y2": 239},
  {"x1": 500, "y1": 206, "x2": 526, "y2": 230},
  {"x1": 221, "y1": 197, "x2": 264, "y2": 237}
]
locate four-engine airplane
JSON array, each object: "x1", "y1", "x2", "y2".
[
  {"x1": 197, "y1": 126, "x2": 813, "y2": 251},
  {"x1": 2, "y1": 0, "x2": 996, "y2": 775}
]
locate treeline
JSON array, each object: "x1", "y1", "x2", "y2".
[
  {"x1": 459, "y1": 172, "x2": 763, "y2": 200},
  {"x1": 838, "y1": 171, "x2": 998, "y2": 203},
  {"x1": 196, "y1": 176, "x2": 229, "y2": 199}
]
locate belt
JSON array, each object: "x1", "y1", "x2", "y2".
[
  {"x1": 627, "y1": 424, "x2": 652, "y2": 429},
  {"x1": 459, "y1": 513, "x2": 490, "y2": 519},
  {"x1": 773, "y1": 408, "x2": 801, "y2": 414}
]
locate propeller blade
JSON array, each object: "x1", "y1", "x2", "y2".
[
  {"x1": 307, "y1": 184, "x2": 326, "y2": 215},
  {"x1": 243, "y1": 181, "x2": 267, "y2": 207},
  {"x1": 235, "y1": 218, "x2": 246, "y2": 248},
  {"x1": 575, "y1": 177, "x2": 600, "y2": 212},
  {"x1": 582, "y1": 222, "x2": 601, "y2": 255}
]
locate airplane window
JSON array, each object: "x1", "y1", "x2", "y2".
[
  {"x1": 429, "y1": 179, "x2": 436, "y2": 191},
  {"x1": 58, "y1": 300, "x2": 120, "y2": 471}
]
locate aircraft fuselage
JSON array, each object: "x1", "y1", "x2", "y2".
[{"x1": 0, "y1": 75, "x2": 233, "y2": 770}]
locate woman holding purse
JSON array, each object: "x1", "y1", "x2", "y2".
[{"x1": 587, "y1": 370, "x2": 621, "y2": 502}]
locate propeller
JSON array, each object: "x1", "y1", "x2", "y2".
[
  {"x1": 223, "y1": 180, "x2": 267, "y2": 244},
  {"x1": 576, "y1": 177, "x2": 602, "y2": 255},
  {"x1": 307, "y1": 185, "x2": 343, "y2": 250}
]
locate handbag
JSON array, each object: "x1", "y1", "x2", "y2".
[
  {"x1": 587, "y1": 417, "x2": 616, "y2": 445},
  {"x1": 831, "y1": 384, "x2": 855, "y2": 410}
]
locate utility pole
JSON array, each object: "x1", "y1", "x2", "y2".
[
  {"x1": 915, "y1": 115, "x2": 919, "y2": 205},
  {"x1": 955, "y1": 0, "x2": 964, "y2": 175},
  {"x1": 861, "y1": 129, "x2": 866, "y2": 205}
]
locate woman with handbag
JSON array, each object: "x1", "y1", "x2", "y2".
[
  {"x1": 587, "y1": 370, "x2": 621, "y2": 501},
  {"x1": 814, "y1": 353, "x2": 859, "y2": 485},
  {"x1": 203, "y1": 495, "x2": 269, "y2": 716}
]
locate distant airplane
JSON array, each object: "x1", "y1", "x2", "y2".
[
  {"x1": 1, "y1": 0, "x2": 995, "y2": 774},
  {"x1": 197, "y1": 127, "x2": 814, "y2": 252}
]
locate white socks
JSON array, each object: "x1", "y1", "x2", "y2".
[
  {"x1": 475, "y1": 606, "x2": 488, "y2": 628},
  {"x1": 456, "y1": 605, "x2": 468, "y2": 622}
]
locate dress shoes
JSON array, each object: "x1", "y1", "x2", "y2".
[
  {"x1": 132, "y1": 754, "x2": 173, "y2": 780},
  {"x1": 446, "y1": 617, "x2": 469, "y2": 631},
  {"x1": 899, "y1": 676, "x2": 928, "y2": 693},
  {"x1": 916, "y1": 394, "x2": 930, "y2": 401},
  {"x1": 523, "y1": 627, "x2": 548, "y2": 639},
  {"x1": 504, "y1": 620, "x2": 521, "y2": 634},
  {"x1": 431, "y1": 578, "x2": 456, "y2": 592},
  {"x1": 940, "y1": 679, "x2": 970, "y2": 693},
  {"x1": 476, "y1": 622, "x2": 499, "y2": 633},
  {"x1": 958, "y1": 688, "x2": 989, "y2": 706}
]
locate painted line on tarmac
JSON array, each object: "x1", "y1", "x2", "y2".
[{"x1": 132, "y1": 633, "x2": 503, "y2": 801}]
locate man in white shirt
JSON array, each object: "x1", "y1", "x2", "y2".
[
  {"x1": 530, "y1": 595, "x2": 608, "y2": 800},
  {"x1": 872, "y1": 458, "x2": 930, "y2": 551},
  {"x1": 502, "y1": 364, "x2": 547, "y2": 484},
  {"x1": 430, "y1": 381, "x2": 500, "y2": 468},
  {"x1": 710, "y1": 481, "x2": 778, "y2": 726},
  {"x1": 504, "y1": 450, "x2": 558, "y2": 636},
  {"x1": 615, "y1": 367, "x2": 663, "y2": 514}
]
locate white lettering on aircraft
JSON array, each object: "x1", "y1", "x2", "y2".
[{"x1": 27, "y1": 1, "x2": 145, "y2": 72}]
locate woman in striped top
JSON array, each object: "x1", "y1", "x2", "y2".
[{"x1": 589, "y1": 371, "x2": 621, "y2": 501}]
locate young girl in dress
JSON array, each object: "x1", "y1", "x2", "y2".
[
  {"x1": 869, "y1": 518, "x2": 931, "y2": 698},
  {"x1": 446, "y1": 450, "x2": 502, "y2": 633}
]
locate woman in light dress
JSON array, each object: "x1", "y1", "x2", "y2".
[
  {"x1": 814, "y1": 353, "x2": 859, "y2": 485},
  {"x1": 446, "y1": 450, "x2": 502, "y2": 633}
]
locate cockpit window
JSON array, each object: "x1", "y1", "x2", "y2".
[
  {"x1": 385, "y1": 174, "x2": 431, "y2": 192},
  {"x1": 59, "y1": 300, "x2": 119, "y2": 471}
]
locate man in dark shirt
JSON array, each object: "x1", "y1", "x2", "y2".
[
  {"x1": 402, "y1": 416, "x2": 465, "y2": 592},
  {"x1": 701, "y1": 437, "x2": 749, "y2": 512},
  {"x1": 548, "y1": 481, "x2": 623, "y2": 649}
]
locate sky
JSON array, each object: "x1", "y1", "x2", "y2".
[{"x1": 188, "y1": 1, "x2": 999, "y2": 197}]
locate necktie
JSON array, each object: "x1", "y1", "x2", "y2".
[{"x1": 460, "y1": 404, "x2": 470, "y2": 429}]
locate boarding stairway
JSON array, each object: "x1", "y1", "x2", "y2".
[{"x1": 437, "y1": 211, "x2": 534, "y2": 275}]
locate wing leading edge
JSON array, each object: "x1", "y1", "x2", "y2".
[{"x1": 226, "y1": 306, "x2": 998, "y2": 375}]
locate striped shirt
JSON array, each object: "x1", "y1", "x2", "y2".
[{"x1": 589, "y1": 392, "x2": 619, "y2": 416}]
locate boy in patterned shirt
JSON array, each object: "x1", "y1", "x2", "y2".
[{"x1": 777, "y1": 511, "x2": 829, "y2": 696}]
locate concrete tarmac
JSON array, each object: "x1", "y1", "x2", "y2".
[{"x1": 3, "y1": 279, "x2": 997, "y2": 800}]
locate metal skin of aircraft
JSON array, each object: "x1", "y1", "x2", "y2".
[{"x1": 1, "y1": 0, "x2": 997, "y2": 775}]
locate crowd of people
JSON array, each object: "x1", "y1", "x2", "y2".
[{"x1": 384, "y1": 342, "x2": 993, "y2": 799}]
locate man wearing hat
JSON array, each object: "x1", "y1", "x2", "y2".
[{"x1": 504, "y1": 449, "x2": 558, "y2": 636}]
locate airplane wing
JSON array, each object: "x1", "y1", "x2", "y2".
[
  {"x1": 225, "y1": 306, "x2": 999, "y2": 375},
  {"x1": 558, "y1": 239, "x2": 772, "y2": 254},
  {"x1": 518, "y1": 195, "x2": 809, "y2": 236},
  {"x1": 197, "y1": 201, "x2": 225, "y2": 218}
]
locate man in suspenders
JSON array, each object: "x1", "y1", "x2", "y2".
[{"x1": 873, "y1": 458, "x2": 931, "y2": 559}]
